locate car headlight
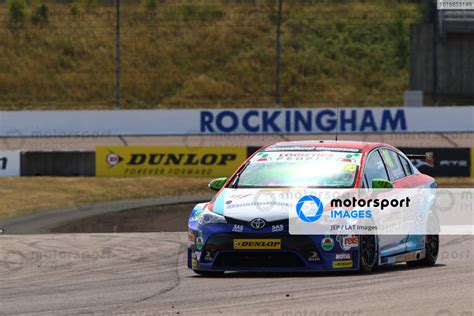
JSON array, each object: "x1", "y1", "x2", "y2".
[{"x1": 198, "y1": 209, "x2": 227, "y2": 225}]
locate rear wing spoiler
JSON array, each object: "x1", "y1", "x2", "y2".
[{"x1": 405, "y1": 152, "x2": 434, "y2": 166}]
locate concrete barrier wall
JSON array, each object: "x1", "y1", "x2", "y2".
[{"x1": 2, "y1": 107, "x2": 474, "y2": 136}]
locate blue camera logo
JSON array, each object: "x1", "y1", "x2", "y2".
[{"x1": 296, "y1": 195, "x2": 324, "y2": 223}]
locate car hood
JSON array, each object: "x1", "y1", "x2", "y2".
[{"x1": 213, "y1": 188, "x2": 291, "y2": 222}]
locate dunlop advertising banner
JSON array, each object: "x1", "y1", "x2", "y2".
[{"x1": 96, "y1": 146, "x2": 247, "y2": 177}]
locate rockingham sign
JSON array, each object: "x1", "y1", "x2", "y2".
[
  {"x1": 0, "y1": 107, "x2": 473, "y2": 136},
  {"x1": 199, "y1": 108, "x2": 408, "y2": 133}
]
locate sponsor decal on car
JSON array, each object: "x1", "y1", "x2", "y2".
[
  {"x1": 321, "y1": 234, "x2": 334, "y2": 251},
  {"x1": 308, "y1": 251, "x2": 321, "y2": 263},
  {"x1": 250, "y1": 150, "x2": 363, "y2": 164},
  {"x1": 334, "y1": 253, "x2": 352, "y2": 261},
  {"x1": 265, "y1": 146, "x2": 362, "y2": 153},
  {"x1": 250, "y1": 218, "x2": 266, "y2": 230},
  {"x1": 190, "y1": 208, "x2": 203, "y2": 221},
  {"x1": 232, "y1": 225, "x2": 244, "y2": 233},
  {"x1": 192, "y1": 258, "x2": 198, "y2": 269},
  {"x1": 196, "y1": 232, "x2": 204, "y2": 250},
  {"x1": 272, "y1": 224, "x2": 284, "y2": 233},
  {"x1": 337, "y1": 235, "x2": 359, "y2": 251},
  {"x1": 333, "y1": 260, "x2": 353, "y2": 268},
  {"x1": 233, "y1": 239, "x2": 281, "y2": 250},
  {"x1": 204, "y1": 252, "x2": 213, "y2": 262}
]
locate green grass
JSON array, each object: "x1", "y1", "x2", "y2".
[
  {"x1": 0, "y1": 0, "x2": 423, "y2": 109},
  {"x1": 0, "y1": 176, "x2": 210, "y2": 219},
  {"x1": 0, "y1": 176, "x2": 471, "y2": 220}
]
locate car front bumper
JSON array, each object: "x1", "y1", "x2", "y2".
[{"x1": 187, "y1": 227, "x2": 360, "y2": 272}]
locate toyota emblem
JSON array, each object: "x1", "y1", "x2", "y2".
[{"x1": 250, "y1": 218, "x2": 266, "y2": 230}]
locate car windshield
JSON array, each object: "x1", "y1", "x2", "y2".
[{"x1": 236, "y1": 149, "x2": 361, "y2": 188}]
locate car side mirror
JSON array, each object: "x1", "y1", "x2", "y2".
[
  {"x1": 371, "y1": 178, "x2": 394, "y2": 189},
  {"x1": 208, "y1": 177, "x2": 228, "y2": 191}
]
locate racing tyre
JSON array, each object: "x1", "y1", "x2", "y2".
[
  {"x1": 407, "y1": 235, "x2": 439, "y2": 267},
  {"x1": 193, "y1": 269, "x2": 225, "y2": 277},
  {"x1": 359, "y1": 235, "x2": 378, "y2": 273}
]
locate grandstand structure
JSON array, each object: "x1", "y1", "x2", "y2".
[{"x1": 410, "y1": 2, "x2": 474, "y2": 105}]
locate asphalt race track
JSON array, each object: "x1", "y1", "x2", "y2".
[
  {"x1": 1, "y1": 132, "x2": 473, "y2": 315},
  {"x1": 0, "y1": 233, "x2": 472, "y2": 315}
]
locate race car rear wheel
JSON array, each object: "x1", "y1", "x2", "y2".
[
  {"x1": 407, "y1": 235, "x2": 439, "y2": 267},
  {"x1": 193, "y1": 269, "x2": 225, "y2": 277},
  {"x1": 359, "y1": 235, "x2": 377, "y2": 273}
]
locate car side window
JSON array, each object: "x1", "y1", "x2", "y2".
[
  {"x1": 398, "y1": 154, "x2": 413, "y2": 176},
  {"x1": 380, "y1": 149, "x2": 406, "y2": 181},
  {"x1": 364, "y1": 150, "x2": 389, "y2": 187}
]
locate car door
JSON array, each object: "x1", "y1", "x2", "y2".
[
  {"x1": 379, "y1": 148, "x2": 420, "y2": 256},
  {"x1": 384, "y1": 150, "x2": 429, "y2": 252},
  {"x1": 363, "y1": 149, "x2": 406, "y2": 257}
]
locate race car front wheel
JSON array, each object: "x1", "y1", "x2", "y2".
[
  {"x1": 359, "y1": 235, "x2": 377, "y2": 273},
  {"x1": 193, "y1": 269, "x2": 225, "y2": 277}
]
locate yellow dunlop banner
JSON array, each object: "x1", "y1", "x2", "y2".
[{"x1": 96, "y1": 146, "x2": 247, "y2": 177}]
